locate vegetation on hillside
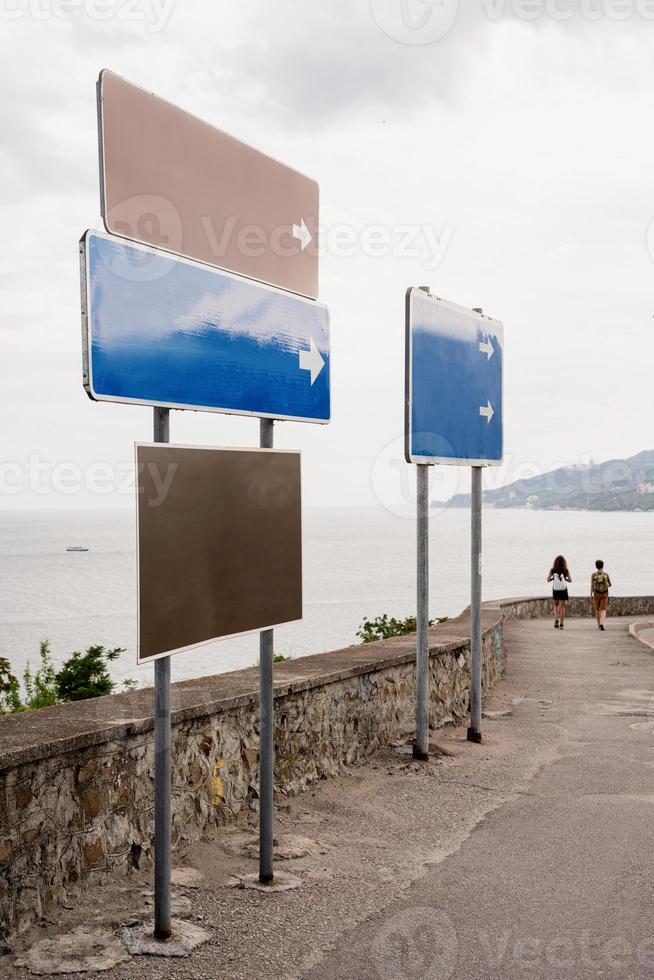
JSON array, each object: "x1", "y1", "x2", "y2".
[{"x1": 0, "y1": 641, "x2": 134, "y2": 715}]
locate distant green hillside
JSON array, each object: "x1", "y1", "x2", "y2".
[{"x1": 446, "y1": 450, "x2": 654, "y2": 512}]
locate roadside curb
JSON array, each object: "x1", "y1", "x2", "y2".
[{"x1": 629, "y1": 621, "x2": 654, "y2": 651}]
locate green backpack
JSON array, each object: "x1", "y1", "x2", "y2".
[{"x1": 592, "y1": 571, "x2": 609, "y2": 594}]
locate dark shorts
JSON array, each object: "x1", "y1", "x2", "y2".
[{"x1": 553, "y1": 589, "x2": 569, "y2": 602}]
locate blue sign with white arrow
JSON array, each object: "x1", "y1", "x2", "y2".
[
  {"x1": 80, "y1": 230, "x2": 330, "y2": 423},
  {"x1": 405, "y1": 289, "x2": 503, "y2": 465}
]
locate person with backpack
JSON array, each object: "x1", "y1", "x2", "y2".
[
  {"x1": 591, "y1": 559, "x2": 612, "y2": 630},
  {"x1": 547, "y1": 555, "x2": 572, "y2": 629}
]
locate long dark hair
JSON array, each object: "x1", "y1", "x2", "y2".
[{"x1": 552, "y1": 555, "x2": 569, "y2": 576}]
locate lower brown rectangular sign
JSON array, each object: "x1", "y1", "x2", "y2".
[{"x1": 136, "y1": 444, "x2": 302, "y2": 663}]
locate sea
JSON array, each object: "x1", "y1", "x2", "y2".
[{"x1": 0, "y1": 507, "x2": 651, "y2": 689}]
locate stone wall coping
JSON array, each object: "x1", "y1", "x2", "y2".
[{"x1": 0, "y1": 594, "x2": 650, "y2": 773}]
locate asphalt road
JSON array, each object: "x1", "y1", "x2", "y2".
[{"x1": 311, "y1": 617, "x2": 654, "y2": 980}]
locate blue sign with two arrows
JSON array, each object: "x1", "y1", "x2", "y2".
[
  {"x1": 80, "y1": 231, "x2": 330, "y2": 424},
  {"x1": 405, "y1": 288, "x2": 503, "y2": 465}
]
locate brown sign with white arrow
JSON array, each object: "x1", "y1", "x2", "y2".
[{"x1": 97, "y1": 70, "x2": 319, "y2": 299}]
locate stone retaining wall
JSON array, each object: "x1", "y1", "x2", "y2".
[
  {"x1": 498, "y1": 595, "x2": 654, "y2": 622},
  {"x1": 1, "y1": 595, "x2": 653, "y2": 937}
]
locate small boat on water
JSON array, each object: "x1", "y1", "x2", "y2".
[{"x1": 66, "y1": 546, "x2": 89, "y2": 553}]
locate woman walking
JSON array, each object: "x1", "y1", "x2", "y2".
[{"x1": 547, "y1": 555, "x2": 572, "y2": 629}]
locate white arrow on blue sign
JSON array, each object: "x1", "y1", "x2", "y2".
[
  {"x1": 80, "y1": 230, "x2": 330, "y2": 424},
  {"x1": 405, "y1": 289, "x2": 503, "y2": 465}
]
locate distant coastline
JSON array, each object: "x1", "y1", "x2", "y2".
[{"x1": 443, "y1": 450, "x2": 654, "y2": 513}]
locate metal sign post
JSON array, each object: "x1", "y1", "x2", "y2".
[
  {"x1": 405, "y1": 288, "x2": 503, "y2": 757},
  {"x1": 152, "y1": 407, "x2": 171, "y2": 940},
  {"x1": 468, "y1": 308, "x2": 484, "y2": 743},
  {"x1": 136, "y1": 439, "x2": 302, "y2": 927},
  {"x1": 84, "y1": 70, "x2": 329, "y2": 935},
  {"x1": 414, "y1": 461, "x2": 430, "y2": 761},
  {"x1": 468, "y1": 464, "x2": 483, "y2": 743},
  {"x1": 259, "y1": 418, "x2": 275, "y2": 883},
  {"x1": 413, "y1": 285, "x2": 431, "y2": 762}
]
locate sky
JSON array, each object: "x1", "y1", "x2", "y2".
[{"x1": 1, "y1": 0, "x2": 654, "y2": 512}]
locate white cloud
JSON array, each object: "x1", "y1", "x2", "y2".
[{"x1": 1, "y1": 3, "x2": 654, "y2": 510}]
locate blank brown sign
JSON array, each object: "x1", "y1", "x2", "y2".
[
  {"x1": 136, "y1": 445, "x2": 302, "y2": 663},
  {"x1": 98, "y1": 70, "x2": 319, "y2": 300}
]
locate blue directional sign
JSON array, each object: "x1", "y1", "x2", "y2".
[
  {"x1": 80, "y1": 230, "x2": 330, "y2": 423},
  {"x1": 405, "y1": 288, "x2": 503, "y2": 465}
]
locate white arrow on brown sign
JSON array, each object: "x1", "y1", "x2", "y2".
[{"x1": 97, "y1": 70, "x2": 319, "y2": 300}]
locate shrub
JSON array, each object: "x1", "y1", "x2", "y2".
[
  {"x1": 23, "y1": 640, "x2": 58, "y2": 710},
  {"x1": 0, "y1": 641, "x2": 131, "y2": 715},
  {"x1": 357, "y1": 613, "x2": 448, "y2": 644},
  {"x1": 0, "y1": 658, "x2": 22, "y2": 714},
  {"x1": 56, "y1": 645, "x2": 125, "y2": 702}
]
